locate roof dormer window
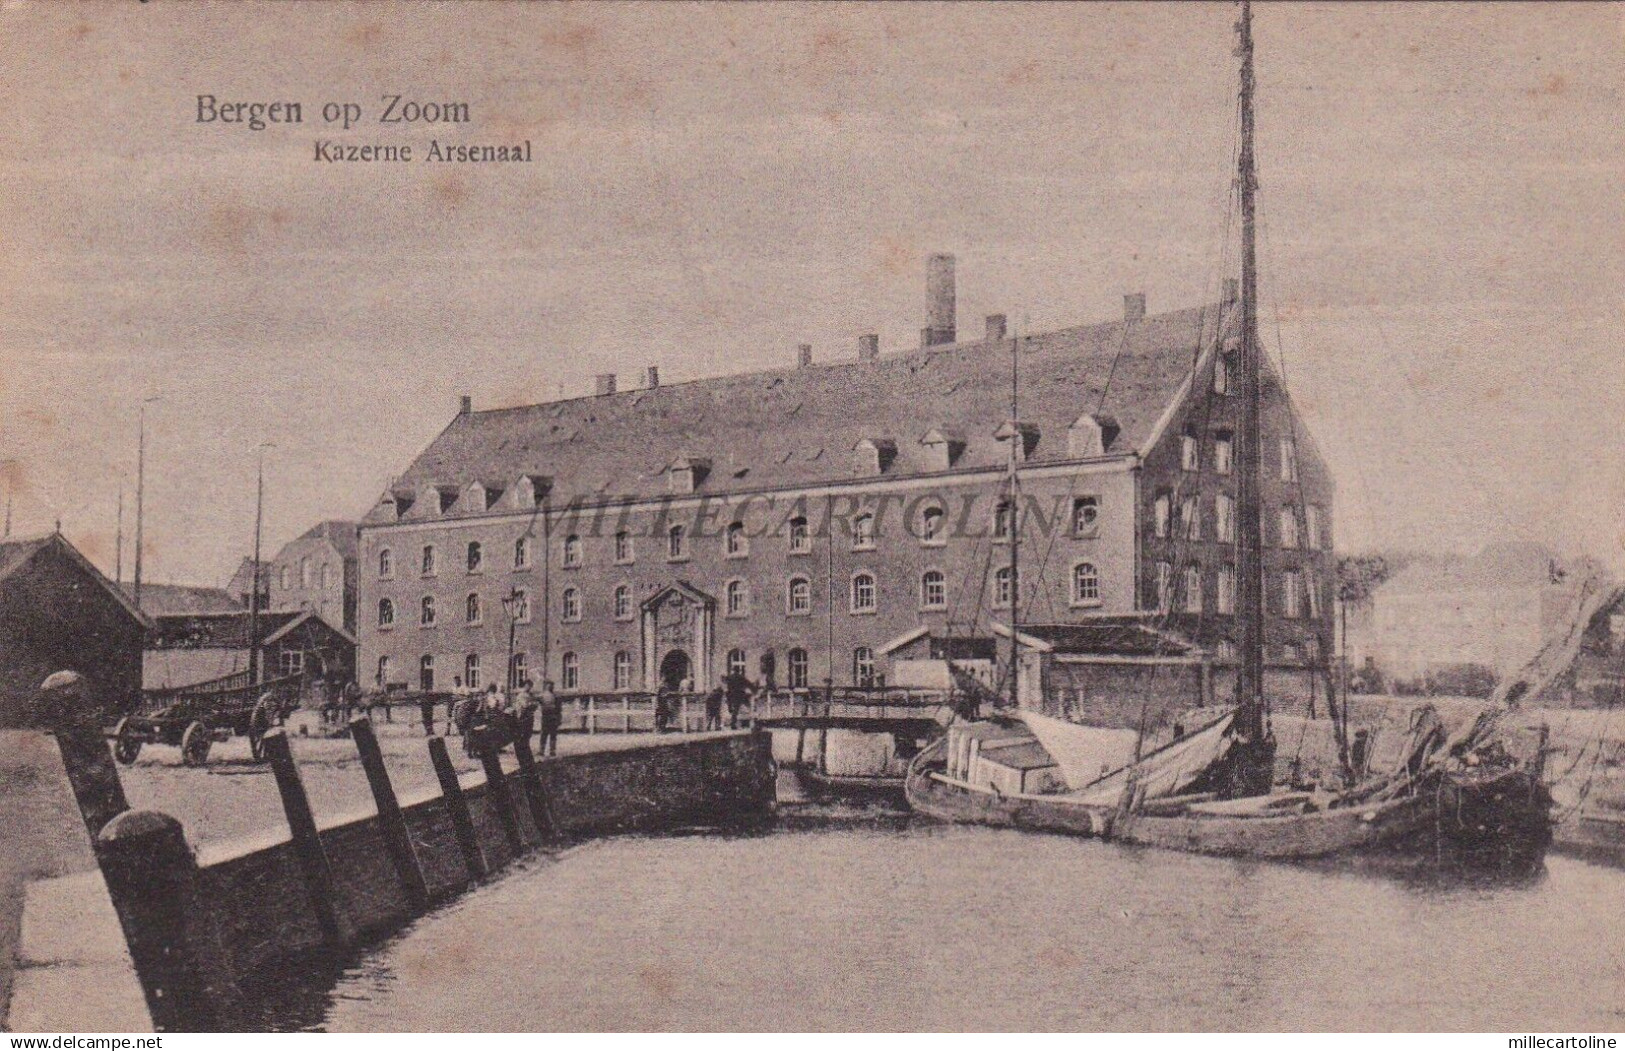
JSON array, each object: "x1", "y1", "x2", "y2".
[
  {"x1": 1067, "y1": 414, "x2": 1120, "y2": 459},
  {"x1": 511, "y1": 474, "x2": 551, "y2": 510},
  {"x1": 668, "y1": 456, "x2": 710, "y2": 494},
  {"x1": 852, "y1": 437, "x2": 897, "y2": 476},
  {"x1": 920, "y1": 428, "x2": 965, "y2": 472},
  {"x1": 994, "y1": 420, "x2": 1039, "y2": 463}
]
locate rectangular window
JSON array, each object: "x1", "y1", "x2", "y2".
[
  {"x1": 1213, "y1": 434, "x2": 1233, "y2": 475},
  {"x1": 1306, "y1": 570, "x2": 1322, "y2": 618},
  {"x1": 421, "y1": 545, "x2": 436, "y2": 576},
  {"x1": 1072, "y1": 496, "x2": 1099, "y2": 537},
  {"x1": 1154, "y1": 561, "x2": 1172, "y2": 612},
  {"x1": 1279, "y1": 506, "x2": 1300, "y2": 549},
  {"x1": 1280, "y1": 437, "x2": 1299, "y2": 483},
  {"x1": 278, "y1": 650, "x2": 304, "y2": 677},
  {"x1": 1305, "y1": 505, "x2": 1322, "y2": 551},
  {"x1": 1282, "y1": 569, "x2": 1303, "y2": 619},
  {"x1": 1181, "y1": 432, "x2": 1199, "y2": 471},
  {"x1": 1180, "y1": 496, "x2": 1201, "y2": 541},
  {"x1": 1153, "y1": 494, "x2": 1170, "y2": 540},
  {"x1": 1217, "y1": 565, "x2": 1236, "y2": 614},
  {"x1": 1183, "y1": 566, "x2": 1204, "y2": 613},
  {"x1": 1215, "y1": 493, "x2": 1235, "y2": 543}
]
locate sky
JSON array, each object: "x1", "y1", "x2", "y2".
[{"x1": 0, "y1": 1, "x2": 1620, "y2": 585}]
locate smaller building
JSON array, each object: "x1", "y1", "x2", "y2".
[
  {"x1": 265, "y1": 521, "x2": 358, "y2": 633},
  {"x1": 0, "y1": 533, "x2": 154, "y2": 729},
  {"x1": 143, "y1": 609, "x2": 355, "y2": 694},
  {"x1": 123, "y1": 582, "x2": 244, "y2": 617},
  {"x1": 226, "y1": 557, "x2": 269, "y2": 611}
]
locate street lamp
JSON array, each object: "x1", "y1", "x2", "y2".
[{"x1": 501, "y1": 588, "x2": 524, "y2": 692}]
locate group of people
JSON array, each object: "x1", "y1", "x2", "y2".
[
  {"x1": 417, "y1": 676, "x2": 565, "y2": 759},
  {"x1": 655, "y1": 671, "x2": 758, "y2": 733}
]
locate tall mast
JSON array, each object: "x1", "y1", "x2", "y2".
[
  {"x1": 1007, "y1": 323, "x2": 1021, "y2": 706},
  {"x1": 249, "y1": 445, "x2": 267, "y2": 685},
  {"x1": 134, "y1": 403, "x2": 148, "y2": 608},
  {"x1": 115, "y1": 489, "x2": 124, "y2": 584},
  {"x1": 1234, "y1": 0, "x2": 1266, "y2": 742}
]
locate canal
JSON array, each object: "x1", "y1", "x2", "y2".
[{"x1": 251, "y1": 796, "x2": 1625, "y2": 1032}]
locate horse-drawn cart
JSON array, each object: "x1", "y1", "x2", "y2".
[{"x1": 112, "y1": 670, "x2": 303, "y2": 766}]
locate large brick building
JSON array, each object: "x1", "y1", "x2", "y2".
[{"x1": 358, "y1": 262, "x2": 1334, "y2": 708}]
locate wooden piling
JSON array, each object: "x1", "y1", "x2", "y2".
[
  {"x1": 510, "y1": 731, "x2": 558, "y2": 841},
  {"x1": 39, "y1": 671, "x2": 129, "y2": 839},
  {"x1": 475, "y1": 732, "x2": 527, "y2": 855},
  {"x1": 260, "y1": 728, "x2": 353, "y2": 951},
  {"x1": 348, "y1": 715, "x2": 428, "y2": 911},
  {"x1": 96, "y1": 810, "x2": 240, "y2": 1032},
  {"x1": 427, "y1": 735, "x2": 486, "y2": 882}
]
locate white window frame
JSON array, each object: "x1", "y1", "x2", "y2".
[
  {"x1": 1184, "y1": 565, "x2": 1204, "y2": 613},
  {"x1": 562, "y1": 534, "x2": 583, "y2": 568},
  {"x1": 561, "y1": 586, "x2": 582, "y2": 623},
  {"x1": 420, "y1": 595, "x2": 437, "y2": 627},
  {"x1": 1072, "y1": 496, "x2": 1100, "y2": 538},
  {"x1": 465, "y1": 653, "x2": 481, "y2": 691},
  {"x1": 1214, "y1": 434, "x2": 1234, "y2": 476},
  {"x1": 378, "y1": 548, "x2": 394, "y2": 579},
  {"x1": 613, "y1": 651, "x2": 634, "y2": 691},
  {"x1": 727, "y1": 648, "x2": 748, "y2": 679},
  {"x1": 614, "y1": 584, "x2": 633, "y2": 622},
  {"x1": 465, "y1": 592, "x2": 482, "y2": 625},
  {"x1": 852, "y1": 513, "x2": 876, "y2": 552},
  {"x1": 421, "y1": 544, "x2": 437, "y2": 577},
  {"x1": 560, "y1": 652, "x2": 579, "y2": 691},
  {"x1": 787, "y1": 576, "x2": 812, "y2": 617},
  {"x1": 378, "y1": 598, "x2": 395, "y2": 629},
  {"x1": 919, "y1": 505, "x2": 946, "y2": 547},
  {"x1": 614, "y1": 531, "x2": 634, "y2": 565},
  {"x1": 725, "y1": 521, "x2": 749, "y2": 558},
  {"x1": 920, "y1": 569, "x2": 947, "y2": 611},
  {"x1": 993, "y1": 565, "x2": 1014, "y2": 609},
  {"x1": 1282, "y1": 570, "x2": 1303, "y2": 619},
  {"x1": 667, "y1": 524, "x2": 688, "y2": 562},
  {"x1": 466, "y1": 541, "x2": 483, "y2": 574},
  {"x1": 850, "y1": 571, "x2": 877, "y2": 615},
  {"x1": 725, "y1": 579, "x2": 750, "y2": 618},
  {"x1": 787, "y1": 648, "x2": 810, "y2": 689},
  {"x1": 788, "y1": 516, "x2": 811, "y2": 555},
  {"x1": 512, "y1": 589, "x2": 531, "y2": 624},
  {"x1": 1070, "y1": 561, "x2": 1101, "y2": 608},
  {"x1": 513, "y1": 536, "x2": 531, "y2": 570}
]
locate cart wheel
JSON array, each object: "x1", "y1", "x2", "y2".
[
  {"x1": 248, "y1": 699, "x2": 276, "y2": 762},
  {"x1": 111, "y1": 717, "x2": 142, "y2": 766},
  {"x1": 181, "y1": 721, "x2": 212, "y2": 767}
]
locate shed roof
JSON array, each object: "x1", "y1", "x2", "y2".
[
  {"x1": 0, "y1": 533, "x2": 154, "y2": 629},
  {"x1": 147, "y1": 609, "x2": 353, "y2": 650}
]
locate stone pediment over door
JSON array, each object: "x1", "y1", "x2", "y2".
[{"x1": 641, "y1": 580, "x2": 717, "y2": 691}]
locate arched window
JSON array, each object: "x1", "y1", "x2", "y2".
[
  {"x1": 421, "y1": 544, "x2": 437, "y2": 576},
  {"x1": 726, "y1": 521, "x2": 748, "y2": 557},
  {"x1": 787, "y1": 647, "x2": 809, "y2": 689},
  {"x1": 852, "y1": 512, "x2": 876, "y2": 550},
  {"x1": 993, "y1": 566, "x2": 1014, "y2": 608},
  {"x1": 378, "y1": 548, "x2": 393, "y2": 578},
  {"x1": 920, "y1": 504, "x2": 945, "y2": 545},
  {"x1": 727, "y1": 648, "x2": 747, "y2": 679},
  {"x1": 560, "y1": 651, "x2": 579, "y2": 691},
  {"x1": 726, "y1": 579, "x2": 749, "y2": 617},
  {"x1": 667, "y1": 524, "x2": 687, "y2": 560},
  {"x1": 377, "y1": 598, "x2": 395, "y2": 627},
  {"x1": 300, "y1": 557, "x2": 312, "y2": 588},
  {"x1": 853, "y1": 647, "x2": 876, "y2": 686},
  {"x1": 561, "y1": 587, "x2": 581, "y2": 622},
  {"x1": 562, "y1": 534, "x2": 582, "y2": 567},
  {"x1": 375, "y1": 655, "x2": 391, "y2": 688},
  {"x1": 614, "y1": 584, "x2": 632, "y2": 621},
  {"x1": 788, "y1": 516, "x2": 810, "y2": 554},
  {"x1": 465, "y1": 653, "x2": 481, "y2": 690},
  {"x1": 511, "y1": 588, "x2": 530, "y2": 623},
  {"x1": 513, "y1": 536, "x2": 530, "y2": 569},
  {"x1": 419, "y1": 654, "x2": 435, "y2": 692},
  {"x1": 320, "y1": 563, "x2": 332, "y2": 589},
  {"x1": 466, "y1": 592, "x2": 482, "y2": 624},
  {"x1": 613, "y1": 651, "x2": 634, "y2": 690},
  {"x1": 759, "y1": 651, "x2": 777, "y2": 688},
  {"x1": 1184, "y1": 565, "x2": 1204, "y2": 613},
  {"x1": 614, "y1": 531, "x2": 633, "y2": 564},
  {"x1": 1072, "y1": 562, "x2": 1100, "y2": 606},
  {"x1": 787, "y1": 576, "x2": 811, "y2": 616},
  {"x1": 280, "y1": 566, "x2": 291, "y2": 589},
  {"x1": 921, "y1": 569, "x2": 946, "y2": 610},
  {"x1": 851, "y1": 571, "x2": 877, "y2": 613},
  {"x1": 420, "y1": 595, "x2": 436, "y2": 626},
  {"x1": 510, "y1": 652, "x2": 527, "y2": 690},
  {"x1": 466, "y1": 541, "x2": 483, "y2": 572}
]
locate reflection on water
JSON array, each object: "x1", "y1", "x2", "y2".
[{"x1": 252, "y1": 799, "x2": 1625, "y2": 1032}]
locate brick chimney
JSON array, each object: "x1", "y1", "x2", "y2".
[
  {"x1": 595, "y1": 373, "x2": 616, "y2": 396},
  {"x1": 1124, "y1": 292, "x2": 1147, "y2": 323},
  {"x1": 985, "y1": 314, "x2": 1007, "y2": 343},
  {"x1": 924, "y1": 253, "x2": 956, "y2": 346},
  {"x1": 645, "y1": 365, "x2": 660, "y2": 389},
  {"x1": 459, "y1": 394, "x2": 472, "y2": 416},
  {"x1": 857, "y1": 334, "x2": 879, "y2": 362},
  {"x1": 797, "y1": 343, "x2": 813, "y2": 368}
]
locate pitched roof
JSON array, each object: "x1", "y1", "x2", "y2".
[
  {"x1": 122, "y1": 582, "x2": 244, "y2": 617},
  {"x1": 369, "y1": 303, "x2": 1231, "y2": 521},
  {"x1": 0, "y1": 532, "x2": 155, "y2": 629},
  {"x1": 148, "y1": 609, "x2": 353, "y2": 649},
  {"x1": 1009, "y1": 621, "x2": 1197, "y2": 657},
  {"x1": 293, "y1": 520, "x2": 359, "y2": 560}
]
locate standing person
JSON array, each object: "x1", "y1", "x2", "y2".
[
  {"x1": 417, "y1": 688, "x2": 437, "y2": 737},
  {"x1": 513, "y1": 677, "x2": 537, "y2": 743},
  {"x1": 654, "y1": 684, "x2": 672, "y2": 733},
  {"x1": 342, "y1": 679, "x2": 363, "y2": 722},
  {"x1": 536, "y1": 679, "x2": 562, "y2": 757},
  {"x1": 703, "y1": 684, "x2": 724, "y2": 731},
  {"x1": 483, "y1": 683, "x2": 509, "y2": 749},
  {"x1": 724, "y1": 672, "x2": 752, "y2": 730},
  {"x1": 447, "y1": 676, "x2": 466, "y2": 737}
]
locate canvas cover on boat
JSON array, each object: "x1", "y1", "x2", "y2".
[
  {"x1": 1015, "y1": 709, "x2": 1140, "y2": 791},
  {"x1": 1063, "y1": 709, "x2": 1237, "y2": 805}
]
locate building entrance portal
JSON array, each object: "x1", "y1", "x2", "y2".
[{"x1": 659, "y1": 649, "x2": 692, "y2": 692}]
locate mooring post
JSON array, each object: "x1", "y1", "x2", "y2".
[
  {"x1": 426, "y1": 734, "x2": 486, "y2": 883},
  {"x1": 349, "y1": 715, "x2": 429, "y2": 911},
  {"x1": 510, "y1": 731, "x2": 558, "y2": 841},
  {"x1": 96, "y1": 810, "x2": 240, "y2": 1032},
  {"x1": 38, "y1": 671, "x2": 129, "y2": 839},
  {"x1": 260, "y1": 728, "x2": 353, "y2": 951},
  {"x1": 475, "y1": 732, "x2": 527, "y2": 855}
]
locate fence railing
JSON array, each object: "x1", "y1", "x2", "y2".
[{"x1": 557, "y1": 686, "x2": 956, "y2": 734}]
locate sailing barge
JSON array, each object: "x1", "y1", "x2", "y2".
[{"x1": 905, "y1": 0, "x2": 1553, "y2": 871}]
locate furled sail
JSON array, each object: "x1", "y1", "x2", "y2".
[
  {"x1": 1069, "y1": 709, "x2": 1237, "y2": 806},
  {"x1": 1016, "y1": 709, "x2": 1139, "y2": 791}
]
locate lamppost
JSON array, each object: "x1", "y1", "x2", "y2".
[{"x1": 501, "y1": 587, "x2": 524, "y2": 693}]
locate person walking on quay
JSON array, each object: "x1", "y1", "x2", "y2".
[
  {"x1": 418, "y1": 689, "x2": 437, "y2": 737},
  {"x1": 536, "y1": 679, "x2": 562, "y2": 757},
  {"x1": 703, "y1": 684, "x2": 724, "y2": 731},
  {"x1": 448, "y1": 676, "x2": 467, "y2": 736},
  {"x1": 724, "y1": 672, "x2": 752, "y2": 730}
]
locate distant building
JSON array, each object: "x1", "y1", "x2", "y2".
[
  {"x1": 356, "y1": 260, "x2": 1335, "y2": 714},
  {"x1": 0, "y1": 533, "x2": 153, "y2": 728},
  {"x1": 226, "y1": 557, "x2": 269, "y2": 611},
  {"x1": 123, "y1": 582, "x2": 243, "y2": 617},
  {"x1": 142, "y1": 609, "x2": 355, "y2": 693},
  {"x1": 264, "y1": 521, "x2": 359, "y2": 633},
  {"x1": 1358, "y1": 542, "x2": 1582, "y2": 685}
]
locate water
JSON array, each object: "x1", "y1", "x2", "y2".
[{"x1": 264, "y1": 807, "x2": 1625, "y2": 1032}]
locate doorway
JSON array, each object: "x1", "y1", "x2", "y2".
[{"x1": 659, "y1": 649, "x2": 692, "y2": 692}]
